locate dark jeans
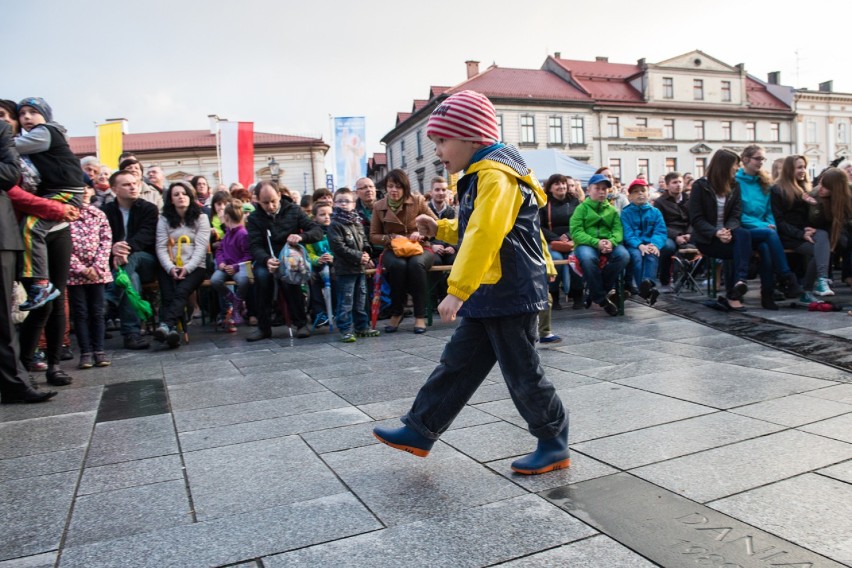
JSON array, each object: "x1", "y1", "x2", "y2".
[
  {"x1": 105, "y1": 251, "x2": 157, "y2": 337},
  {"x1": 404, "y1": 312, "x2": 567, "y2": 441},
  {"x1": 659, "y1": 238, "x2": 677, "y2": 285},
  {"x1": 574, "y1": 244, "x2": 630, "y2": 304},
  {"x1": 695, "y1": 227, "x2": 752, "y2": 296},
  {"x1": 0, "y1": 251, "x2": 34, "y2": 397},
  {"x1": 750, "y1": 228, "x2": 793, "y2": 291},
  {"x1": 20, "y1": 227, "x2": 71, "y2": 367},
  {"x1": 68, "y1": 284, "x2": 105, "y2": 353},
  {"x1": 157, "y1": 267, "x2": 207, "y2": 328},
  {"x1": 383, "y1": 249, "x2": 435, "y2": 319},
  {"x1": 335, "y1": 273, "x2": 369, "y2": 334},
  {"x1": 253, "y1": 263, "x2": 307, "y2": 332}
]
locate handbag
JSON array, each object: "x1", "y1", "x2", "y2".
[
  {"x1": 390, "y1": 236, "x2": 423, "y2": 258},
  {"x1": 547, "y1": 202, "x2": 573, "y2": 253}
]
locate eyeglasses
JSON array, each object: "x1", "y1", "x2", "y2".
[
  {"x1": 749, "y1": 156, "x2": 767, "y2": 163},
  {"x1": 334, "y1": 199, "x2": 354, "y2": 204}
]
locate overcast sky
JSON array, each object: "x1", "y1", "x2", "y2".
[{"x1": 4, "y1": 0, "x2": 848, "y2": 161}]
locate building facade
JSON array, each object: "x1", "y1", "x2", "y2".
[
  {"x1": 793, "y1": 82, "x2": 852, "y2": 177},
  {"x1": 69, "y1": 129, "x2": 329, "y2": 198},
  {"x1": 382, "y1": 51, "x2": 796, "y2": 188}
]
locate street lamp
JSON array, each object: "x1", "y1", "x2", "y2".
[{"x1": 268, "y1": 156, "x2": 280, "y2": 183}]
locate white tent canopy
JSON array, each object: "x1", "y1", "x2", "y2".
[{"x1": 520, "y1": 149, "x2": 598, "y2": 186}]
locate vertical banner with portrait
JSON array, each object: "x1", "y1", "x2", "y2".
[{"x1": 333, "y1": 117, "x2": 366, "y2": 190}]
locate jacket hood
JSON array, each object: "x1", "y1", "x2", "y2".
[
  {"x1": 466, "y1": 144, "x2": 547, "y2": 207},
  {"x1": 45, "y1": 121, "x2": 69, "y2": 141},
  {"x1": 735, "y1": 168, "x2": 759, "y2": 184}
]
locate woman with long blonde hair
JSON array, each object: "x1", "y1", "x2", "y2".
[
  {"x1": 771, "y1": 155, "x2": 832, "y2": 299},
  {"x1": 809, "y1": 168, "x2": 852, "y2": 287}
]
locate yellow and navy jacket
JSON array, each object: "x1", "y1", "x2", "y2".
[{"x1": 436, "y1": 144, "x2": 549, "y2": 318}]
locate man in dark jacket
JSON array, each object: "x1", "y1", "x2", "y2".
[
  {"x1": 0, "y1": 121, "x2": 56, "y2": 403},
  {"x1": 102, "y1": 170, "x2": 159, "y2": 349},
  {"x1": 654, "y1": 172, "x2": 692, "y2": 291},
  {"x1": 246, "y1": 181, "x2": 323, "y2": 341}
]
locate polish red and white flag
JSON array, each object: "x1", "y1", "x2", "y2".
[{"x1": 218, "y1": 121, "x2": 254, "y2": 188}]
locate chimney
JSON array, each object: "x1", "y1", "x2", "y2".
[
  {"x1": 819, "y1": 80, "x2": 833, "y2": 93},
  {"x1": 465, "y1": 60, "x2": 480, "y2": 79},
  {"x1": 208, "y1": 114, "x2": 220, "y2": 135},
  {"x1": 637, "y1": 58, "x2": 646, "y2": 66},
  {"x1": 767, "y1": 71, "x2": 780, "y2": 85},
  {"x1": 595, "y1": 56, "x2": 608, "y2": 63},
  {"x1": 554, "y1": 52, "x2": 561, "y2": 59}
]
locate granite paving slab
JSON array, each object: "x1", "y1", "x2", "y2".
[
  {"x1": 537, "y1": 348, "x2": 624, "y2": 370},
  {"x1": 497, "y1": 534, "x2": 657, "y2": 567},
  {"x1": 773, "y1": 360, "x2": 852, "y2": 380},
  {"x1": 0, "y1": 448, "x2": 84, "y2": 481},
  {"x1": 304, "y1": 354, "x2": 432, "y2": 381},
  {"x1": 64, "y1": 479, "x2": 192, "y2": 546},
  {"x1": 58, "y1": 493, "x2": 381, "y2": 568},
  {"x1": 77, "y1": 454, "x2": 184, "y2": 496},
  {"x1": 799, "y1": 412, "x2": 852, "y2": 443},
  {"x1": 85, "y1": 414, "x2": 178, "y2": 467},
  {"x1": 817, "y1": 459, "x2": 852, "y2": 483},
  {"x1": 162, "y1": 367, "x2": 245, "y2": 386},
  {"x1": 321, "y1": 441, "x2": 527, "y2": 526},
  {"x1": 544, "y1": 472, "x2": 847, "y2": 568},
  {"x1": 577, "y1": 355, "x2": 706, "y2": 381},
  {"x1": 166, "y1": 370, "x2": 324, "y2": 411},
  {"x1": 301, "y1": 405, "x2": 498, "y2": 455},
  {"x1": 545, "y1": 338, "x2": 657, "y2": 365},
  {"x1": 0, "y1": 472, "x2": 77, "y2": 561},
  {"x1": 182, "y1": 435, "x2": 346, "y2": 521},
  {"x1": 615, "y1": 363, "x2": 835, "y2": 409},
  {"x1": 486, "y1": 451, "x2": 619, "y2": 493},
  {"x1": 172, "y1": 390, "x2": 350, "y2": 432},
  {"x1": 178, "y1": 406, "x2": 371, "y2": 451},
  {"x1": 475, "y1": 382, "x2": 715, "y2": 443},
  {"x1": 440, "y1": 421, "x2": 535, "y2": 462},
  {"x1": 95, "y1": 379, "x2": 168, "y2": 422},
  {"x1": 631, "y1": 429, "x2": 852, "y2": 502},
  {"x1": 730, "y1": 393, "x2": 852, "y2": 427},
  {"x1": 0, "y1": 412, "x2": 94, "y2": 459},
  {"x1": 264, "y1": 494, "x2": 595, "y2": 567},
  {"x1": 573, "y1": 411, "x2": 785, "y2": 469},
  {"x1": 356, "y1": 397, "x2": 416, "y2": 420},
  {"x1": 803, "y1": 383, "x2": 852, "y2": 404},
  {"x1": 710, "y1": 473, "x2": 852, "y2": 566},
  {"x1": 0, "y1": 551, "x2": 57, "y2": 568},
  {"x1": 318, "y1": 368, "x2": 436, "y2": 406},
  {"x1": 0, "y1": 385, "x2": 103, "y2": 422}
]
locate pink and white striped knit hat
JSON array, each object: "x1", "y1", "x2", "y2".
[{"x1": 426, "y1": 90, "x2": 499, "y2": 145}]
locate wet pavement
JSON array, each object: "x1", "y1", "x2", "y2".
[{"x1": 2, "y1": 281, "x2": 852, "y2": 567}]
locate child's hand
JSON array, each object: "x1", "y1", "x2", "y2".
[
  {"x1": 415, "y1": 215, "x2": 438, "y2": 238},
  {"x1": 438, "y1": 294, "x2": 463, "y2": 322},
  {"x1": 62, "y1": 205, "x2": 80, "y2": 222},
  {"x1": 320, "y1": 253, "x2": 333, "y2": 264}
]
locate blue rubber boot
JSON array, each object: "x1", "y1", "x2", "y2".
[
  {"x1": 510, "y1": 426, "x2": 570, "y2": 475},
  {"x1": 373, "y1": 424, "x2": 435, "y2": 458}
]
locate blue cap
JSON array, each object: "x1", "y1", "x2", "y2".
[{"x1": 587, "y1": 173, "x2": 612, "y2": 188}]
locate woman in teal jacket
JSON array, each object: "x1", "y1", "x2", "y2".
[{"x1": 737, "y1": 145, "x2": 801, "y2": 309}]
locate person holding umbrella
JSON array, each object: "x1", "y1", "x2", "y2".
[{"x1": 328, "y1": 187, "x2": 379, "y2": 342}]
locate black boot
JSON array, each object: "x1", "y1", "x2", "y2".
[
  {"x1": 551, "y1": 289, "x2": 562, "y2": 310},
  {"x1": 761, "y1": 289, "x2": 779, "y2": 310}
]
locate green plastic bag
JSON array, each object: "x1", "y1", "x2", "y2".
[{"x1": 114, "y1": 267, "x2": 153, "y2": 320}]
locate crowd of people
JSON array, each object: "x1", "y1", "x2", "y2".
[{"x1": 1, "y1": 93, "x2": 851, "y2": 407}]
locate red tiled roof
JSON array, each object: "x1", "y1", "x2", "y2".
[
  {"x1": 430, "y1": 86, "x2": 451, "y2": 98},
  {"x1": 371, "y1": 152, "x2": 386, "y2": 166},
  {"x1": 550, "y1": 57, "x2": 643, "y2": 102},
  {"x1": 448, "y1": 67, "x2": 590, "y2": 101},
  {"x1": 745, "y1": 77, "x2": 789, "y2": 110},
  {"x1": 412, "y1": 99, "x2": 429, "y2": 112},
  {"x1": 69, "y1": 129, "x2": 324, "y2": 155},
  {"x1": 396, "y1": 112, "x2": 412, "y2": 125}
]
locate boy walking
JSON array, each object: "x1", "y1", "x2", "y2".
[
  {"x1": 14, "y1": 98, "x2": 84, "y2": 310},
  {"x1": 327, "y1": 187, "x2": 379, "y2": 343},
  {"x1": 373, "y1": 91, "x2": 568, "y2": 475}
]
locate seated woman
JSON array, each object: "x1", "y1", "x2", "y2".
[
  {"x1": 736, "y1": 145, "x2": 801, "y2": 309},
  {"x1": 688, "y1": 149, "x2": 753, "y2": 311},
  {"x1": 540, "y1": 173, "x2": 584, "y2": 309},
  {"x1": 154, "y1": 181, "x2": 211, "y2": 347},
  {"x1": 370, "y1": 169, "x2": 436, "y2": 333},
  {"x1": 771, "y1": 155, "x2": 831, "y2": 301},
  {"x1": 809, "y1": 167, "x2": 852, "y2": 291}
]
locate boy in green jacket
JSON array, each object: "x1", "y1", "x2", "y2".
[{"x1": 569, "y1": 174, "x2": 629, "y2": 315}]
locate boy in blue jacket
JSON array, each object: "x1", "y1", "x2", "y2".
[
  {"x1": 372, "y1": 91, "x2": 568, "y2": 475},
  {"x1": 621, "y1": 179, "x2": 667, "y2": 305}
]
